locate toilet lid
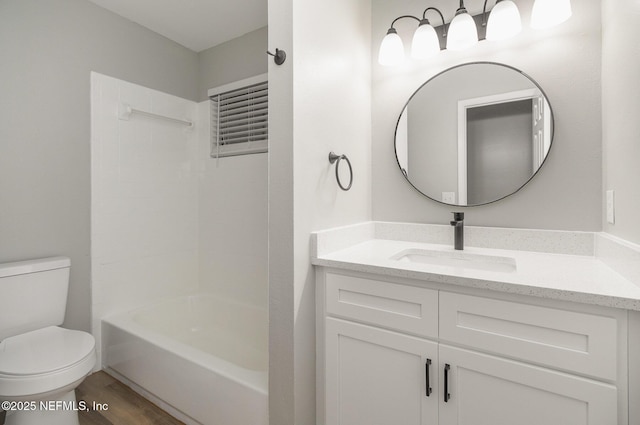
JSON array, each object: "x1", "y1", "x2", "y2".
[{"x1": 0, "y1": 326, "x2": 95, "y2": 376}]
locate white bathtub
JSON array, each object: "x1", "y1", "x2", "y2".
[{"x1": 101, "y1": 294, "x2": 268, "y2": 425}]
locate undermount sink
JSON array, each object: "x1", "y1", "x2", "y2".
[{"x1": 390, "y1": 248, "x2": 517, "y2": 273}]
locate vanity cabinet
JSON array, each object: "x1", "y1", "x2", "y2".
[{"x1": 317, "y1": 269, "x2": 625, "y2": 425}]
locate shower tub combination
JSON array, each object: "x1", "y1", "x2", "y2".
[{"x1": 102, "y1": 294, "x2": 268, "y2": 425}]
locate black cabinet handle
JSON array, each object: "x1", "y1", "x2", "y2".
[
  {"x1": 444, "y1": 364, "x2": 451, "y2": 402},
  {"x1": 425, "y1": 359, "x2": 432, "y2": 397}
]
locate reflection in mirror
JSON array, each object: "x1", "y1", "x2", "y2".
[{"x1": 395, "y1": 62, "x2": 553, "y2": 206}]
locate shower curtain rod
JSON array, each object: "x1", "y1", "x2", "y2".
[{"x1": 118, "y1": 103, "x2": 194, "y2": 127}]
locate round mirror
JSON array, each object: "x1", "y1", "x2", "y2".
[{"x1": 395, "y1": 62, "x2": 554, "y2": 206}]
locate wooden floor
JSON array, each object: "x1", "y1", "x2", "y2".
[{"x1": 77, "y1": 371, "x2": 185, "y2": 425}]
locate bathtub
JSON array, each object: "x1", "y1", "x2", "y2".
[{"x1": 101, "y1": 294, "x2": 268, "y2": 425}]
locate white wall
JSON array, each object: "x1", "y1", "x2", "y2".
[
  {"x1": 268, "y1": 0, "x2": 295, "y2": 422},
  {"x1": 268, "y1": 0, "x2": 372, "y2": 423},
  {"x1": 372, "y1": 0, "x2": 602, "y2": 230},
  {"x1": 602, "y1": 0, "x2": 640, "y2": 245},
  {"x1": 91, "y1": 73, "x2": 199, "y2": 359}
]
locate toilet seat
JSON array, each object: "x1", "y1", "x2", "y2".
[{"x1": 0, "y1": 326, "x2": 96, "y2": 398}]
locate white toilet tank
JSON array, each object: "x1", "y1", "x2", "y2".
[{"x1": 0, "y1": 257, "x2": 71, "y2": 341}]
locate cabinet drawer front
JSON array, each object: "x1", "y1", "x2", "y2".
[
  {"x1": 326, "y1": 273, "x2": 438, "y2": 338},
  {"x1": 440, "y1": 292, "x2": 618, "y2": 381}
]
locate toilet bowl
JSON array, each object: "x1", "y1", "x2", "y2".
[{"x1": 0, "y1": 257, "x2": 96, "y2": 425}]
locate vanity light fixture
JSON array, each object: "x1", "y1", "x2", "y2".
[
  {"x1": 412, "y1": 8, "x2": 446, "y2": 59},
  {"x1": 378, "y1": 0, "x2": 571, "y2": 66},
  {"x1": 485, "y1": 0, "x2": 522, "y2": 41},
  {"x1": 531, "y1": 0, "x2": 572, "y2": 29},
  {"x1": 446, "y1": 1, "x2": 479, "y2": 51},
  {"x1": 379, "y1": 10, "x2": 447, "y2": 65},
  {"x1": 378, "y1": 23, "x2": 408, "y2": 66}
]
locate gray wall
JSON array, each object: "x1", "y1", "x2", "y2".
[
  {"x1": 0, "y1": 1, "x2": 268, "y2": 334},
  {"x1": 0, "y1": 0, "x2": 266, "y2": 331},
  {"x1": 0, "y1": 0, "x2": 199, "y2": 332},
  {"x1": 373, "y1": 0, "x2": 602, "y2": 230},
  {"x1": 0, "y1": 0, "x2": 198, "y2": 330},
  {"x1": 198, "y1": 26, "x2": 268, "y2": 101},
  {"x1": 0, "y1": 0, "x2": 267, "y2": 330},
  {"x1": 602, "y1": 0, "x2": 640, "y2": 245},
  {"x1": 467, "y1": 100, "x2": 533, "y2": 205}
]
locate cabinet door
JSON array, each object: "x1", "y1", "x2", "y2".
[
  {"x1": 325, "y1": 318, "x2": 438, "y2": 425},
  {"x1": 438, "y1": 344, "x2": 618, "y2": 425}
]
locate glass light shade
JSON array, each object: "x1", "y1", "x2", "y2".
[
  {"x1": 486, "y1": 0, "x2": 522, "y2": 41},
  {"x1": 531, "y1": 0, "x2": 572, "y2": 29},
  {"x1": 378, "y1": 29, "x2": 405, "y2": 66},
  {"x1": 411, "y1": 23, "x2": 440, "y2": 59},
  {"x1": 446, "y1": 12, "x2": 478, "y2": 51}
]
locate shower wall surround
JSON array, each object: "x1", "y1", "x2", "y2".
[
  {"x1": 195, "y1": 102, "x2": 268, "y2": 309},
  {"x1": 90, "y1": 72, "x2": 268, "y2": 364},
  {"x1": 91, "y1": 73, "x2": 199, "y2": 357}
]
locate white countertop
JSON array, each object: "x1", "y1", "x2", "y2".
[{"x1": 312, "y1": 238, "x2": 640, "y2": 311}]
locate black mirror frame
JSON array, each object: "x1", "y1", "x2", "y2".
[{"x1": 394, "y1": 61, "x2": 555, "y2": 207}]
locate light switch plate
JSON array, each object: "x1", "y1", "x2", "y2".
[
  {"x1": 606, "y1": 190, "x2": 615, "y2": 224},
  {"x1": 442, "y1": 192, "x2": 456, "y2": 204}
]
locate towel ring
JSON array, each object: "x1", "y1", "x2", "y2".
[{"x1": 328, "y1": 152, "x2": 353, "y2": 191}]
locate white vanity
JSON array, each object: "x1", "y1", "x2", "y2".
[{"x1": 313, "y1": 222, "x2": 640, "y2": 425}]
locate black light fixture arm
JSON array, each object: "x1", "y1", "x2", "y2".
[
  {"x1": 389, "y1": 14, "x2": 421, "y2": 30},
  {"x1": 456, "y1": 0, "x2": 468, "y2": 15},
  {"x1": 421, "y1": 7, "x2": 447, "y2": 37}
]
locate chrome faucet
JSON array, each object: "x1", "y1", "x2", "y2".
[{"x1": 450, "y1": 212, "x2": 464, "y2": 250}]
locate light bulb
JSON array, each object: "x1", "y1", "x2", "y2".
[
  {"x1": 411, "y1": 21, "x2": 441, "y2": 59},
  {"x1": 486, "y1": 0, "x2": 522, "y2": 41},
  {"x1": 531, "y1": 0, "x2": 572, "y2": 29},
  {"x1": 446, "y1": 11, "x2": 478, "y2": 51},
  {"x1": 378, "y1": 28, "x2": 405, "y2": 66}
]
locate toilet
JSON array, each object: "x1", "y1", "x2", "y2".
[{"x1": 0, "y1": 257, "x2": 96, "y2": 425}]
